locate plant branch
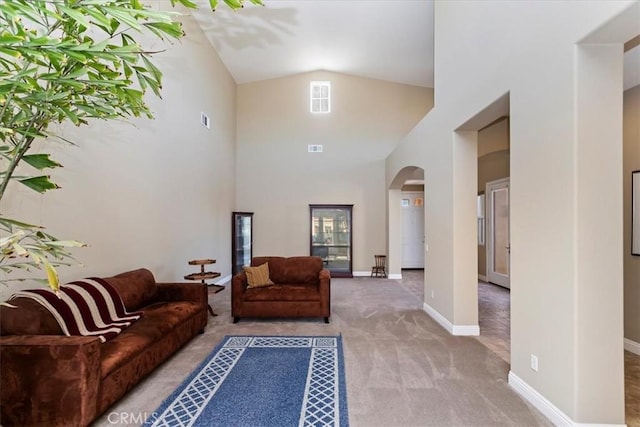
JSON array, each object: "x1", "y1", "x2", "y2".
[{"x1": 0, "y1": 120, "x2": 40, "y2": 201}]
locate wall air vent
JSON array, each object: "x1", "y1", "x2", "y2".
[
  {"x1": 200, "y1": 112, "x2": 210, "y2": 129},
  {"x1": 308, "y1": 144, "x2": 323, "y2": 153}
]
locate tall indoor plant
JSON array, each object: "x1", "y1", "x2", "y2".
[{"x1": 0, "y1": 0, "x2": 262, "y2": 292}]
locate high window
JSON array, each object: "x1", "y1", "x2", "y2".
[{"x1": 310, "y1": 81, "x2": 330, "y2": 113}]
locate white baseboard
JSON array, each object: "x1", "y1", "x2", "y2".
[
  {"x1": 625, "y1": 338, "x2": 640, "y2": 355},
  {"x1": 508, "y1": 371, "x2": 573, "y2": 426},
  {"x1": 453, "y1": 324, "x2": 480, "y2": 336},
  {"x1": 573, "y1": 423, "x2": 626, "y2": 426},
  {"x1": 315, "y1": 271, "x2": 404, "y2": 279},
  {"x1": 508, "y1": 371, "x2": 626, "y2": 427},
  {"x1": 213, "y1": 274, "x2": 232, "y2": 285},
  {"x1": 352, "y1": 271, "x2": 401, "y2": 279},
  {"x1": 422, "y1": 302, "x2": 479, "y2": 336},
  {"x1": 478, "y1": 274, "x2": 488, "y2": 282},
  {"x1": 352, "y1": 271, "x2": 371, "y2": 277}
]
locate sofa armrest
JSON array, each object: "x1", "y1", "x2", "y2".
[
  {"x1": 318, "y1": 268, "x2": 331, "y2": 296},
  {"x1": 231, "y1": 273, "x2": 248, "y2": 318},
  {"x1": 156, "y1": 282, "x2": 207, "y2": 307},
  {"x1": 319, "y1": 268, "x2": 331, "y2": 283},
  {"x1": 232, "y1": 272, "x2": 248, "y2": 293},
  {"x1": 0, "y1": 335, "x2": 101, "y2": 427}
]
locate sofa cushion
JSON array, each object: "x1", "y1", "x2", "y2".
[
  {"x1": 103, "y1": 268, "x2": 158, "y2": 311},
  {"x1": 243, "y1": 263, "x2": 274, "y2": 288},
  {"x1": 251, "y1": 256, "x2": 322, "y2": 285},
  {"x1": 244, "y1": 284, "x2": 321, "y2": 302},
  {"x1": 0, "y1": 297, "x2": 63, "y2": 336},
  {"x1": 99, "y1": 300, "x2": 202, "y2": 378}
]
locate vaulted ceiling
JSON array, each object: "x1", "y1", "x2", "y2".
[
  {"x1": 192, "y1": 0, "x2": 434, "y2": 87},
  {"x1": 192, "y1": 1, "x2": 638, "y2": 90}
]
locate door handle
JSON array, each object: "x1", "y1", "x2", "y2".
[{"x1": 506, "y1": 245, "x2": 511, "y2": 254}]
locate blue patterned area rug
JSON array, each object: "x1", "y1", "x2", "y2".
[{"x1": 145, "y1": 336, "x2": 349, "y2": 427}]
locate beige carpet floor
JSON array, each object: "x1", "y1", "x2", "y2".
[{"x1": 94, "y1": 273, "x2": 553, "y2": 427}]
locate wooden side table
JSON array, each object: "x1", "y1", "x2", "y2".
[{"x1": 185, "y1": 259, "x2": 222, "y2": 317}]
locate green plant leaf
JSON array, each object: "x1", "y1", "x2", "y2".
[
  {"x1": 45, "y1": 240, "x2": 87, "y2": 248},
  {"x1": 0, "y1": 33, "x2": 25, "y2": 44},
  {"x1": 141, "y1": 54, "x2": 162, "y2": 82},
  {"x1": 0, "y1": 46, "x2": 22, "y2": 57},
  {"x1": 224, "y1": 0, "x2": 244, "y2": 9},
  {"x1": 12, "y1": 242, "x2": 28, "y2": 257},
  {"x1": 19, "y1": 176, "x2": 60, "y2": 193},
  {"x1": 0, "y1": 217, "x2": 41, "y2": 229},
  {"x1": 144, "y1": 22, "x2": 184, "y2": 39},
  {"x1": 43, "y1": 258, "x2": 60, "y2": 292},
  {"x1": 22, "y1": 154, "x2": 62, "y2": 170},
  {"x1": 84, "y1": 7, "x2": 112, "y2": 29},
  {"x1": 171, "y1": 0, "x2": 199, "y2": 8},
  {"x1": 103, "y1": 6, "x2": 143, "y2": 31},
  {"x1": 58, "y1": 5, "x2": 91, "y2": 28}
]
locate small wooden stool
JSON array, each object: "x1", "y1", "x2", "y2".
[{"x1": 184, "y1": 259, "x2": 222, "y2": 316}]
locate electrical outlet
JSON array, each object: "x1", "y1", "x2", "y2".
[
  {"x1": 431, "y1": 290, "x2": 435, "y2": 299},
  {"x1": 530, "y1": 354, "x2": 539, "y2": 372}
]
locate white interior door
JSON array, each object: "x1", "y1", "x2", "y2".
[
  {"x1": 401, "y1": 192, "x2": 425, "y2": 269},
  {"x1": 486, "y1": 178, "x2": 510, "y2": 288}
]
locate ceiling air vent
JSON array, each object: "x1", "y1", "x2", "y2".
[{"x1": 308, "y1": 145, "x2": 323, "y2": 153}]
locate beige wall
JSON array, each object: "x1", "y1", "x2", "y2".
[
  {"x1": 236, "y1": 71, "x2": 432, "y2": 273},
  {"x1": 387, "y1": 1, "x2": 637, "y2": 423},
  {"x1": 477, "y1": 118, "x2": 510, "y2": 277},
  {"x1": 625, "y1": 84, "x2": 640, "y2": 344},
  {"x1": 2, "y1": 10, "x2": 238, "y2": 299}
]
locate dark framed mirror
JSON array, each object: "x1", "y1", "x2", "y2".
[
  {"x1": 232, "y1": 212, "x2": 253, "y2": 275},
  {"x1": 633, "y1": 171, "x2": 639, "y2": 256}
]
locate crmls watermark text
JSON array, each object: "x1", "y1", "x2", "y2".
[{"x1": 107, "y1": 411, "x2": 158, "y2": 425}]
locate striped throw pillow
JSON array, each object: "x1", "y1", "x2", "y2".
[{"x1": 244, "y1": 263, "x2": 274, "y2": 288}]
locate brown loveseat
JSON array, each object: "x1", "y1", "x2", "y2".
[
  {"x1": 0, "y1": 268, "x2": 208, "y2": 427},
  {"x1": 231, "y1": 256, "x2": 331, "y2": 323}
]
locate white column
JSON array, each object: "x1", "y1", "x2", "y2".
[
  {"x1": 452, "y1": 130, "x2": 479, "y2": 333},
  {"x1": 574, "y1": 42, "x2": 625, "y2": 424}
]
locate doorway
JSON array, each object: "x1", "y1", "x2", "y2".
[
  {"x1": 401, "y1": 191, "x2": 425, "y2": 269},
  {"x1": 486, "y1": 178, "x2": 510, "y2": 288},
  {"x1": 475, "y1": 115, "x2": 511, "y2": 364}
]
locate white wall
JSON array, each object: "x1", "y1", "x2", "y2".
[
  {"x1": 236, "y1": 71, "x2": 432, "y2": 273},
  {"x1": 2, "y1": 8, "x2": 238, "y2": 297},
  {"x1": 386, "y1": 0, "x2": 638, "y2": 424}
]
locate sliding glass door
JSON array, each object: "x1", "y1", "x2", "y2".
[{"x1": 310, "y1": 205, "x2": 353, "y2": 278}]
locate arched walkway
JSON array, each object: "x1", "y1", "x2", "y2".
[{"x1": 387, "y1": 166, "x2": 424, "y2": 280}]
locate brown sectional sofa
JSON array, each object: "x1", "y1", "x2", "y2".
[
  {"x1": 231, "y1": 256, "x2": 331, "y2": 323},
  {"x1": 0, "y1": 268, "x2": 208, "y2": 427}
]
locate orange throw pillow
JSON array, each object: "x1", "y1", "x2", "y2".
[{"x1": 243, "y1": 263, "x2": 274, "y2": 288}]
